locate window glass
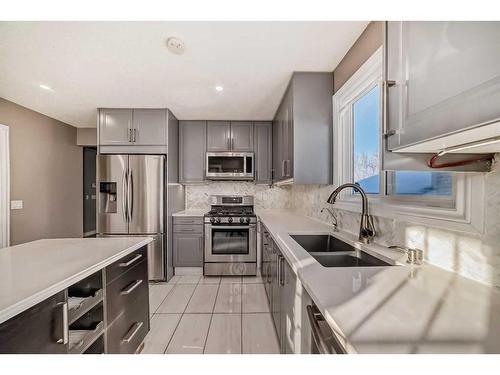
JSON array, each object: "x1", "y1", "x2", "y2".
[
  {"x1": 392, "y1": 171, "x2": 453, "y2": 196},
  {"x1": 353, "y1": 85, "x2": 380, "y2": 194}
]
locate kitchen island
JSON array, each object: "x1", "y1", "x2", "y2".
[
  {"x1": 0, "y1": 237, "x2": 152, "y2": 354},
  {"x1": 258, "y1": 209, "x2": 500, "y2": 354}
]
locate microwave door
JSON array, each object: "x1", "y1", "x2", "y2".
[
  {"x1": 97, "y1": 155, "x2": 129, "y2": 234},
  {"x1": 128, "y1": 155, "x2": 165, "y2": 234}
]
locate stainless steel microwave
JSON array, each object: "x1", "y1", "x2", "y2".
[{"x1": 206, "y1": 152, "x2": 254, "y2": 180}]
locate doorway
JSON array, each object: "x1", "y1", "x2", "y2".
[{"x1": 83, "y1": 147, "x2": 97, "y2": 237}]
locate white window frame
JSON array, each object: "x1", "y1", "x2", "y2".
[
  {"x1": 332, "y1": 47, "x2": 485, "y2": 234},
  {"x1": 0, "y1": 124, "x2": 9, "y2": 248}
]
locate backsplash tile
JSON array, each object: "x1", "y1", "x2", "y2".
[{"x1": 185, "y1": 182, "x2": 292, "y2": 211}]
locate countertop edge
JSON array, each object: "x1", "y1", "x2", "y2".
[{"x1": 0, "y1": 237, "x2": 152, "y2": 325}]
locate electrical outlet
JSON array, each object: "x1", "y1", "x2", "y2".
[{"x1": 10, "y1": 200, "x2": 23, "y2": 210}]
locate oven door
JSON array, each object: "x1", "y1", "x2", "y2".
[
  {"x1": 206, "y1": 152, "x2": 254, "y2": 180},
  {"x1": 205, "y1": 224, "x2": 257, "y2": 262}
]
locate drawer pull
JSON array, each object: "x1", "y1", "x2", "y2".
[
  {"x1": 119, "y1": 253, "x2": 143, "y2": 267},
  {"x1": 121, "y1": 279, "x2": 143, "y2": 295},
  {"x1": 121, "y1": 322, "x2": 144, "y2": 344}
]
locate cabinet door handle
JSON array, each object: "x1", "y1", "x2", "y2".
[
  {"x1": 133, "y1": 128, "x2": 137, "y2": 142},
  {"x1": 279, "y1": 256, "x2": 285, "y2": 286},
  {"x1": 121, "y1": 279, "x2": 143, "y2": 295},
  {"x1": 57, "y1": 302, "x2": 69, "y2": 345},
  {"x1": 119, "y1": 253, "x2": 143, "y2": 267},
  {"x1": 121, "y1": 322, "x2": 144, "y2": 344},
  {"x1": 128, "y1": 128, "x2": 132, "y2": 142},
  {"x1": 383, "y1": 80, "x2": 397, "y2": 139},
  {"x1": 281, "y1": 160, "x2": 285, "y2": 177}
]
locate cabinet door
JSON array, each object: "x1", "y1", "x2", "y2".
[
  {"x1": 207, "y1": 121, "x2": 231, "y2": 152},
  {"x1": 230, "y1": 121, "x2": 254, "y2": 151},
  {"x1": 132, "y1": 109, "x2": 167, "y2": 146},
  {"x1": 272, "y1": 105, "x2": 285, "y2": 181},
  {"x1": 99, "y1": 109, "x2": 133, "y2": 145},
  {"x1": 254, "y1": 122, "x2": 272, "y2": 184},
  {"x1": 179, "y1": 121, "x2": 206, "y2": 183},
  {"x1": 0, "y1": 291, "x2": 67, "y2": 354},
  {"x1": 271, "y1": 245, "x2": 282, "y2": 349},
  {"x1": 173, "y1": 233, "x2": 203, "y2": 267},
  {"x1": 282, "y1": 90, "x2": 294, "y2": 179},
  {"x1": 386, "y1": 21, "x2": 500, "y2": 150},
  {"x1": 281, "y1": 258, "x2": 297, "y2": 354}
]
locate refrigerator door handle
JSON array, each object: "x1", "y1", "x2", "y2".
[
  {"x1": 128, "y1": 168, "x2": 134, "y2": 222},
  {"x1": 122, "y1": 168, "x2": 128, "y2": 223}
]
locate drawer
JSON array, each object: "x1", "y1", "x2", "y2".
[
  {"x1": 173, "y1": 224, "x2": 203, "y2": 234},
  {"x1": 106, "y1": 246, "x2": 147, "y2": 285},
  {"x1": 106, "y1": 258, "x2": 148, "y2": 325},
  {"x1": 106, "y1": 284, "x2": 149, "y2": 354},
  {"x1": 173, "y1": 216, "x2": 203, "y2": 225}
]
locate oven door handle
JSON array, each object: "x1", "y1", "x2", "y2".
[{"x1": 210, "y1": 225, "x2": 255, "y2": 230}]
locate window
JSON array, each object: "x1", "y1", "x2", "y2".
[{"x1": 332, "y1": 47, "x2": 484, "y2": 232}]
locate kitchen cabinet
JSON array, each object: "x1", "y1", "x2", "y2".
[
  {"x1": 99, "y1": 108, "x2": 133, "y2": 146},
  {"x1": 0, "y1": 291, "x2": 67, "y2": 354},
  {"x1": 105, "y1": 246, "x2": 149, "y2": 354},
  {"x1": 272, "y1": 72, "x2": 332, "y2": 184},
  {"x1": 254, "y1": 121, "x2": 272, "y2": 184},
  {"x1": 179, "y1": 120, "x2": 206, "y2": 183},
  {"x1": 98, "y1": 108, "x2": 175, "y2": 154},
  {"x1": 173, "y1": 216, "x2": 204, "y2": 267},
  {"x1": 207, "y1": 121, "x2": 231, "y2": 151},
  {"x1": 386, "y1": 21, "x2": 500, "y2": 152},
  {"x1": 206, "y1": 121, "x2": 254, "y2": 152},
  {"x1": 132, "y1": 109, "x2": 167, "y2": 146},
  {"x1": 281, "y1": 255, "x2": 297, "y2": 354},
  {"x1": 230, "y1": 121, "x2": 254, "y2": 151}
]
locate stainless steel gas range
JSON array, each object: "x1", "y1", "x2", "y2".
[{"x1": 204, "y1": 195, "x2": 257, "y2": 276}]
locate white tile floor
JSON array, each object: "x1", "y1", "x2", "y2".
[{"x1": 143, "y1": 274, "x2": 280, "y2": 354}]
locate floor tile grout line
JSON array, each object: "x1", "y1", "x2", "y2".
[
  {"x1": 162, "y1": 280, "x2": 199, "y2": 354},
  {"x1": 202, "y1": 281, "x2": 221, "y2": 354},
  {"x1": 150, "y1": 283, "x2": 176, "y2": 314}
]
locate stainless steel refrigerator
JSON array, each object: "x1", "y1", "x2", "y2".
[{"x1": 97, "y1": 154, "x2": 169, "y2": 281}]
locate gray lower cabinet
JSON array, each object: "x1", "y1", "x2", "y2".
[
  {"x1": 254, "y1": 122, "x2": 272, "y2": 184},
  {"x1": 0, "y1": 291, "x2": 67, "y2": 354},
  {"x1": 173, "y1": 216, "x2": 204, "y2": 267},
  {"x1": 230, "y1": 121, "x2": 254, "y2": 151},
  {"x1": 179, "y1": 121, "x2": 207, "y2": 183},
  {"x1": 281, "y1": 256, "x2": 297, "y2": 354},
  {"x1": 207, "y1": 121, "x2": 231, "y2": 151}
]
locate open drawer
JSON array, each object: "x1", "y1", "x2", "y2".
[{"x1": 68, "y1": 271, "x2": 104, "y2": 325}]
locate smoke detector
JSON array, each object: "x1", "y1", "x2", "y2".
[{"x1": 166, "y1": 37, "x2": 185, "y2": 55}]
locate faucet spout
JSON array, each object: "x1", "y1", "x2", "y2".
[{"x1": 327, "y1": 183, "x2": 375, "y2": 244}]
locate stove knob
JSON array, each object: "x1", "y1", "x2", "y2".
[
  {"x1": 210, "y1": 217, "x2": 215, "y2": 224},
  {"x1": 216, "y1": 217, "x2": 221, "y2": 224},
  {"x1": 228, "y1": 217, "x2": 233, "y2": 224},
  {"x1": 246, "y1": 217, "x2": 251, "y2": 224},
  {"x1": 239, "y1": 217, "x2": 245, "y2": 224}
]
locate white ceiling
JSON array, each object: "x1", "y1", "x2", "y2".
[{"x1": 0, "y1": 21, "x2": 368, "y2": 128}]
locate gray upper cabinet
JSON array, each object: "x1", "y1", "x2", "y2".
[
  {"x1": 179, "y1": 120, "x2": 206, "y2": 183},
  {"x1": 230, "y1": 121, "x2": 254, "y2": 151},
  {"x1": 99, "y1": 109, "x2": 133, "y2": 145},
  {"x1": 386, "y1": 21, "x2": 500, "y2": 151},
  {"x1": 98, "y1": 108, "x2": 174, "y2": 154},
  {"x1": 254, "y1": 122, "x2": 272, "y2": 184},
  {"x1": 132, "y1": 109, "x2": 167, "y2": 146},
  {"x1": 207, "y1": 121, "x2": 231, "y2": 152},
  {"x1": 272, "y1": 72, "x2": 332, "y2": 185}
]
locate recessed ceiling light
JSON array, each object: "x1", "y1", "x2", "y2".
[
  {"x1": 215, "y1": 85, "x2": 224, "y2": 92},
  {"x1": 166, "y1": 37, "x2": 185, "y2": 55},
  {"x1": 39, "y1": 84, "x2": 54, "y2": 92}
]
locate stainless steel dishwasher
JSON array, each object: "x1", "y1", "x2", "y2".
[{"x1": 306, "y1": 304, "x2": 347, "y2": 354}]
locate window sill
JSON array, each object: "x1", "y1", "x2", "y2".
[{"x1": 332, "y1": 174, "x2": 485, "y2": 235}]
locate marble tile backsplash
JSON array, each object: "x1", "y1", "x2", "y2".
[
  {"x1": 185, "y1": 182, "x2": 292, "y2": 211},
  {"x1": 184, "y1": 166, "x2": 500, "y2": 287}
]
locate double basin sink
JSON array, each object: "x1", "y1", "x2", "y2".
[{"x1": 290, "y1": 234, "x2": 393, "y2": 268}]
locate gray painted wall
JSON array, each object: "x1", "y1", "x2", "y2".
[{"x1": 0, "y1": 98, "x2": 83, "y2": 245}]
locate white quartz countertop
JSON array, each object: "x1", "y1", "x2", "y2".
[
  {"x1": 0, "y1": 237, "x2": 152, "y2": 324},
  {"x1": 257, "y1": 209, "x2": 500, "y2": 354},
  {"x1": 172, "y1": 209, "x2": 206, "y2": 217}
]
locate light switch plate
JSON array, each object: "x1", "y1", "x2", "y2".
[{"x1": 10, "y1": 200, "x2": 23, "y2": 210}]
